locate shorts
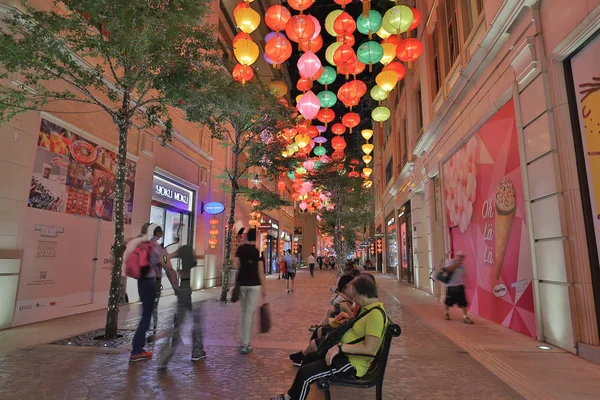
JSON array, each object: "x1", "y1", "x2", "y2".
[
  {"x1": 285, "y1": 272, "x2": 295, "y2": 280},
  {"x1": 445, "y1": 285, "x2": 468, "y2": 308}
]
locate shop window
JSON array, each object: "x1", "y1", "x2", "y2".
[
  {"x1": 433, "y1": 175, "x2": 442, "y2": 221},
  {"x1": 461, "y1": 0, "x2": 484, "y2": 39},
  {"x1": 416, "y1": 85, "x2": 423, "y2": 137},
  {"x1": 385, "y1": 158, "x2": 393, "y2": 185},
  {"x1": 402, "y1": 117, "x2": 408, "y2": 167},
  {"x1": 444, "y1": 0, "x2": 460, "y2": 69},
  {"x1": 431, "y1": 27, "x2": 442, "y2": 96}
]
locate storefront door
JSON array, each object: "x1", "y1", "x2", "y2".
[
  {"x1": 386, "y1": 215, "x2": 398, "y2": 278},
  {"x1": 399, "y1": 204, "x2": 413, "y2": 284}
]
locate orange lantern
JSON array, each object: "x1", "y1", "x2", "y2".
[
  {"x1": 354, "y1": 61, "x2": 366, "y2": 76},
  {"x1": 299, "y1": 34, "x2": 324, "y2": 53},
  {"x1": 277, "y1": 179, "x2": 286, "y2": 191},
  {"x1": 354, "y1": 79, "x2": 368, "y2": 97},
  {"x1": 291, "y1": 192, "x2": 301, "y2": 200},
  {"x1": 296, "y1": 77, "x2": 313, "y2": 92},
  {"x1": 308, "y1": 125, "x2": 319, "y2": 138},
  {"x1": 233, "y1": 32, "x2": 250, "y2": 46},
  {"x1": 332, "y1": 136, "x2": 347, "y2": 150},
  {"x1": 333, "y1": 43, "x2": 357, "y2": 78},
  {"x1": 265, "y1": 35, "x2": 292, "y2": 68},
  {"x1": 265, "y1": 5, "x2": 291, "y2": 32},
  {"x1": 342, "y1": 112, "x2": 360, "y2": 133},
  {"x1": 333, "y1": 12, "x2": 356, "y2": 40},
  {"x1": 396, "y1": 38, "x2": 423, "y2": 68},
  {"x1": 338, "y1": 81, "x2": 360, "y2": 108},
  {"x1": 233, "y1": 1, "x2": 249, "y2": 16},
  {"x1": 317, "y1": 108, "x2": 335, "y2": 126},
  {"x1": 343, "y1": 34, "x2": 356, "y2": 47},
  {"x1": 331, "y1": 123, "x2": 347, "y2": 136},
  {"x1": 288, "y1": 0, "x2": 315, "y2": 14},
  {"x1": 232, "y1": 63, "x2": 254, "y2": 84},
  {"x1": 382, "y1": 35, "x2": 401, "y2": 46},
  {"x1": 331, "y1": 149, "x2": 345, "y2": 161},
  {"x1": 334, "y1": 0, "x2": 351, "y2": 8},
  {"x1": 409, "y1": 8, "x2": 422, "y2": 31},
  {"x1": 208, "y1": 238, "x2": 219, "y2": 247},
  {"x1": 286, "y1": 15, "x2": 316, "y2": 44},
  {"x1": 383, "y1": 61, "x2": 406, "y2": 81}
]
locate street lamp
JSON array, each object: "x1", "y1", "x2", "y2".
[{"x1": 252, "y1": 173, "x2": 261, "y2": 186}]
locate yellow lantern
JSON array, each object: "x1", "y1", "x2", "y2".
[
  {"x1": 295, "y1": 133, "x2": 310, "y2": 149},
  {"x1": 383, "y1": 6, "x2": 413, "y2": 36},
  {"x1": 325, "y1": 42, "x2": 343, "y2": 66},
  {"x1": 234, "y1": 39, "x2": 259, "y2": 66},
  {"x1": 363, "y1": 167, "x2": 373, "y2": 177},
  {"x1": 281, "y1": 150, "x2": 290, "y2": 157},
  {"x1": 376, "y1": 70, "x2": 398, "y2": 92},
  {"x1": 362, "y1": 154, "x2": 373, "y2": 164},
  {"x1": 361, "y1": 129, "x2": 373, "y2": 141},
  {"x1": 235, "y1": 8, "x2": 261, "y2": 34},
  {"x1": 363, "y1": 180, "x2": 373, "y2": 189},
  {"x1": 325, "y1": 10, "x2": 344, "y2": 37},
  {"x1": 376, "y1": 26, "x2": 391, "y2": 39},
  {"x1": 269, "y1": 80, "x2": 288, "y2": 97},
  {"x1": 296, "y1": 94, "x2": 303, "y2": 104},
  {"x1": 362, "y1": 143, "x2": 374, "y2": 155},
  {"x1": 380, "y1": 43, "x2": 396, "y2": 65}
]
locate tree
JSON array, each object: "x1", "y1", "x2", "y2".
[
  {"x1": 0, "y1": 0, "x2": 224, "y2": 338},
  {"x1": 307, "y1": 160, "x2": 373, "y2": 272},
  {"x1": 184, "y1": 78, "x2": 296, "y2": 301}
]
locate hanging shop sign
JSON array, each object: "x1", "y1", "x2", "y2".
[
  {"x1": 152, "y1": 175, "x2": 193, "y2": 212},
  {"x1": 281, "y1": 231, "x2": 292, "y2": 241},
  {"x1": 203, "y1": 201, "x2": 225, "y2": 215}
]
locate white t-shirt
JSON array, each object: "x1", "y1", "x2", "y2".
[
  {"x1": 446, "y1": 263, "x2": 465, "y2": 287},
  {"x1": 307, "y1": 255, "x2": 317, "y2": 265}
]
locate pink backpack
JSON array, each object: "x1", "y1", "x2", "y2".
[{"x1": 125, "y1": 241, "x2": 156, "y2": 279}]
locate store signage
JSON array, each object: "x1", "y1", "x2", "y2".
[
  {"x1": 281, "y1": 232, "x2": 291, "y2": 241},
  {"x1": 387, "y1": 218, "x2": 395, "y2": 226},
  {"x1": 374, "y1": 233, "x2": 384, "y2": 238},
  {"x1": 152, "y1": 175, "x2": 193, "y2": 212},
  {"x1": 204, "y1": 202, "x2": 225, "y2": 215}
]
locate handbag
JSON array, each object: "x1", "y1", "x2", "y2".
[
  {"x1": 230, "y1": 283, "x2": 241, "y2": 303},
  {"x1": 260, "y1": 303, "x2": 272, "y2": 333},
  {"x1": 436, "y1": 267, "x2": 454, "y2": 283}
]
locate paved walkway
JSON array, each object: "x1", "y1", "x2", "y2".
[{"x1": 1, "y1": 270, "x2": 600, "y2": 399}]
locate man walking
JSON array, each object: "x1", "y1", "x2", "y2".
[
  {"x1": 443, "y1": 251, "x2": 474, "y2": 324},
  {"x1": 122, "y1": 222, "x2": 150, "y2": 304},
  {"x1": 307, "y1": 253, "x2": 317, "y2": 277},
  {"x1": 283, "y1": 250, "x2": 296, "y2": 294}
]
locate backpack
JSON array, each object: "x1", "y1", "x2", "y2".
[{"x1": 125, "y1": 241, "x2": 156, "y2": 279}]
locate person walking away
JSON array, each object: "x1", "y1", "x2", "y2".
[
  {"x1": 283, "y1": 250, "x2": 296, "y2": 294},
  {"x1": 129, "y1": 225, "x2": 179, "y2": 362},
  {"x1": 277, "y1": 254, "x2": 285, "y2": 280},
  {"x1": 122, "y1": 222, "x2": 150, "y2": 305},
  {"x1": 307, "y1": 253, "x2": 317, "y2": 277},
  {"x1": 158, "y1": 244, "x2": 205, "y2": 369},
  {"x1": 235, "y1": 228, "x2": 266, "y2": 354},
  {"x1": 443, "y1": 251, "x2": 473, "y2": 324},
  {"x1": 323, "y1": 256, "x2": 330, "y2": 271}
]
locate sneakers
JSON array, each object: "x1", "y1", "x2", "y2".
[
  {"x1": 191, "y1": 350, "x2": 207, "y2": 361},
  {"x1": 463, "y1": 317, "x2": 474, "y2": 325},
  {"x1": 289, "y1": 351, "x2": 304, "y2": 367},
  {"x1": 240, "y1": 345, "x2": 253, "y2": 354},
  {"x1": 129, "y1": 351, "x2": 153, "y2": 362}
]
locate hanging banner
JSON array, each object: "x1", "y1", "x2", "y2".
[{"x1": 442, "y1": 99, "x2": 536, "y2": 337}]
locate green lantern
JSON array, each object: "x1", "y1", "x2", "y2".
[
  {"x1": 287, "y1": 170, "x2": 296, "y2": 180},
  {"x1": 317, "y1": 66, "x2": 337, "y2": 89},
  {"x1": 372, "y1": 106, "x2": 391, "y2": 127},
  {"x1": 296, "y1": 166, "x2": 307, "y2": 175},
  {"x1": 370, "y1": 85, "x2": 388, "y2": 103},
  {"x1": 317, "y1": 91, "x2": 337, "y2": 108},
  {"x1": 357, "y1": 10, "x2": 382, "y2": 40},
  {"x1": 357, "y1": 41, "x2": 384, "y2": 72},
  {"x1": 383, "y1": 5, "x2": 413, "y2": 36},
  {"x1": 313, "y1": 145, "x2": 327, "y2": 156}
]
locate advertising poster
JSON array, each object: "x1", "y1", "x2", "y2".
[
  {"x1": 30, "y1": 118, "x2": 136, "y2": 223},
  {"x1": 569, "y1": 35, "x2": 600, "y2": 269},
  {"x1": 443, "y1": 99, "x2": 536, "y2": 337}
]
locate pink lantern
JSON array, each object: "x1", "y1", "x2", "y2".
[
  {"x1": 299, "y1": 188, "x2": 308, "y2": 196},
  {"x1": 302, "y1": 180, "x2": 313, "y2": 191},
  {"x1": 299, "y1": 201, "x2": 308, "y2": 211},
  {"x1": 303, "y1": 159, "x2": 315, "y2": 171},
  {"x1": 297, "y1": 51, "x2": 322, "y2": 81},
  {"x1": 308, "y1": 15, "x2": 321, "y2": 41},
  {"x1": 296, "y1": 90, "x2": 320, "y2": 120}
]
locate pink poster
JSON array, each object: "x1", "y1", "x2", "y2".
[{"x1": 443, "y1": 99, "x2": 536, "y2": 337}]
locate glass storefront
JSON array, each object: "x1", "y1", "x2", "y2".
[
  {"x1": 386, "y1": 214, "x2": 398, "y2": 277},
  {"x1": 398, "y1": 203, "x2": 413, "y2": 284},
  {"x1": 259, "y1": 214, "x2": 279, "y2": 275}
]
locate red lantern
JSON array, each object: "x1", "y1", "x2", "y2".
[
  {"x1": 232, "y1": 63, "x2": 254, "y2": 84},
  {"x1": 337, "y1": 61, "x2": 357, "y2": 78},
  {"x1": 233, "y1": 2, "x2": 249, "y2": 16},
  {"x1": 342, "y1": 112, "x2": 360, "y2": 133},
  {"x1": 292, "y1": 179, "x2": 303, "y2": 192},
  {"x1": 265, "y1": 5, "x2": 291, "y2": 32},
  {"x1": 288, "y1": 0, "x2": 315, "y2": 14},
  {"x1": 383, "y1": 61, "x2": 407, "y2": 81},
  {"x1": 317, "y1": 108, "x2": 335, "y2": 126},
  {"x1": 299, "y1": 34, "x2": 324, "y2": 53},
  {"x1": 333, "y1": 12, "x2": 356, "y2": 39},
  {"x1": 348, "y1": 170, "x2": 360, "y2": 178},
  {"x1": 343, "y1": 34, "x2": 355, "y2": 47},
  {"x1": 331, "y1": 123, "x2": 347, "y2": 136},
  {"x1": 338, "y1": 82, "x2": 360, "y2": 108},
  {"x1": 308, "y1": 125, "x2": 319, "y2": 138},
  {"x1": 286, "y1": 15, "x2": 315, "y2": 43},
  {"x1": 334, "y1": 0, "x2": 351, "y2": 8},
  {"x1": 396, "y1": 38, "x2": 423, "y2": 68},
  {"x1": 354, "y1": 79, "x2": 368, "y2": 97},
  {"x1": 277, "y1": 179, "x2": 286, "y2": 191},
  {"x1": 354, "y1": 61, "x2": 366, "y2": 76},
  {"x1": 233, "y1": 32, "x2": 250, "y2": 46},
  {"x1": 265, "y1": 35, "x2": 292, "y2": 68},
  {"x1": 291, "y1": 192, "x2": 301, "y2": 200},
  {"x1": 409, "y1": 8, "x2": 422, "y2": 31},
  {"x1": 332, "y1": 149, "x2": 346, "y2": 161},
  {"x1": 332, "y1": 136, "x2": 347, "y2": 150},
  {"x1": 296, "y1": 77, "x2": 313, "y2": 92},
  {"x1": 383, "y1": 35, "x2": 402, "y2": 47}
]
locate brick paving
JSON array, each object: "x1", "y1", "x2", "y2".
[{"x1": 0, "y1": 270, "x2": 525, "y2": 400}]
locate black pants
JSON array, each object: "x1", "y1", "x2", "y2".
[
  {"x1": 288, "y1": 353, "x2": 356, "y2": 400},
  {"x1": 132, "y1": 279, "x2": 156, "y2": 355},
  {"x1": 309, "y1": 263, "x2": 315, "y2": 277}
]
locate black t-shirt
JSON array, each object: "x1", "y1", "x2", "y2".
[
  {"x1": 178, "y1": 245, "x2": 197, "y2": 276},
  {"x1": 236, "y1": 244, "x2": 261, "y2": 286}
]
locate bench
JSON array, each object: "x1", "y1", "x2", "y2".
[{"x1": 316, "y1": 323, "x2": 401, "y2": 400}]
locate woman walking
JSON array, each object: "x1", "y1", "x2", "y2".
[{"x1": 234, "y1": 228, "x2": 265, "y2": 354}]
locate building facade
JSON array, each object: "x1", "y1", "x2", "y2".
[{"x1": 372, "y1": 0, "x2": 600, "y2": 360}]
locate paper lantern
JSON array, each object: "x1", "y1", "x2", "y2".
[
  {"x1": 372, "y1": 106, "x2": 391, "y2": 126},
  {"x1": 317, "y1": 91, "x2": 337, "y2": 108},
  {"x1": 332, "y1": 149, "x2": 346, "y2": 161},
  {"x1": 332, "y1": 136, "x2": 347, "y2": 150},
  {"x1": 277, "y1": 179, "x2": 287, "y2": 191},
  {"x1": 286, "y1": 15, "x2": 315, "y2": 43},
  {"x1": 295, "y1": 94, "x2": 303, "y2": 104},
  {"x1": 295, "y1": 133, "x2": 310, "y2": 149},
  {"x1": 383, "y1": 34, "x2": 401, "y2": 46},
  {"x1": 361, "y1": 129, "x2": 374, "y2": 141},
  {"x1": 299, "y1": 34, "x2": 323, "y2": 52},
  {"x1": 362, "y1": 143, "x2": 374, "y2": 155},
  {"x1": 383, "y1": 5, "x2": 413, "y2": 36},
  {"x1": 376, "y1": 26, "x2": 391, "y2": 39},
  {"x1": 338, "y1": 81, "x2": 360, "y2": 108},
  {"x1": 303, "y1": 159, "x2": 315, "y2": 171},
  {"x1": 334, "y1": 0, "x2": 351, "y2": 8},
  {"x1": 265, "y1": 35, "x2": 292, "y2": 68},
  {"x1": 357, "y1": 41, "x2": 384, "y2": 71},
  {"x1": 235, "y1": 8, "x2": 261, "y2": 34},
  {"x1": 308, "y1": 15, "x2": 321, "y2": 40},
  {"x1": 333, "y1": 43, "x2": 355, "y2": 66},
  {"x1": 233, "y1": 32, "x2": 250, "y2": 46},
  {"x1": 363, "y1": 167, "x2": 373, "y2": 177},
  {"x1": 370, "y1": 85, "x2": 388, "y2": 102},
  {"x1": 331, "y1": 123, "x2": 346, "y2": 136},
  {"x1": 269, "y1": 80, "x2": 287, "y2": 97},
  {"x1": 383, "y1": 61, "x2": 406, "y2": 81},
  {"x1": 299, "y1": 201, "x2": 308, "y2": 211},
  {"x1": 380, "y1": 43, "x2": 396, "y2": 65},
  {"x1": 376, "y1": 70, "x2": 399, "y2": 92},
  {"x1": 265, "y1": 5, "x2": 291, "y2": 32},
  {"x1": 409, "y1": 7, "x2": 421, "y2": 31},
  {"x1": 297, "y1": 51, "x2": 322, "y2": 81},
  {"x1": 232, "y1": 63, "x2": 254, "y2": 84},
  {"x1": 287, "y1": 170, "x2": 296, "y2": 180},
  {"x1": 263, "y1": 52, "x2": 274, "y2": 66},
  {"x1": 288, "y1": 0, "x2": 315, "y2": 13},
  {"x1": 325, "y1": 10, "x2": 344, "y2": 37},
  {"x1": 233, "y1": 2, "x2": 249, "y2": 17},
  {"x1": 325, "y1": 42, "x2": 343, "y2": 66},
  {"x1": 348, "y1": 169, "x2": 360, "y2": 178},
  {"x1": 333, "y1": 12, "x2": 356, "y2": 39},
  {"x1": 342, "y1": 112, "x2": 361, "y2": 133},
  {"x1": 396, "y1": 38, "x2": 424, "y2": 67},
  {"x1": 234, "y1": 39, "x2": 259, "y2": 67},
  {"x1": 296, "y1": 90, "x2": 320, "y2": 120},
  {"x1": 343, "y1": 34, "x2": 356, "y2": 47},
  {"x1": 317, "y1": 108, "x2": 335, "y2": 126},
  {"x1": 314, "y1": 145, "x2": 327, "y2": 156},
  {"x1": 317, "y1": 66, "x2": 337, "y2": 88},
  {"x1": 362, "y1": 154, "x2": 373, "y2": 164},
  {"x1": 296, "y1": 77, "x2": 312, "y2": 92},
  {"x1": 357, "y1": 10, "x2": 382, "y2": 39}
]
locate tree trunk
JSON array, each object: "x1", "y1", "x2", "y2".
[
  {"x1": 104, "y1": 97, "x2": 131, "y2": 339},
  {"x1": 334, "y1": 202, "x2": 344, "y2": 275}
]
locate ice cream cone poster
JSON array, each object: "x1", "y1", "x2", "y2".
[
  {"x1": 569, "y1": 34, "x2": 600, "y2": 267},
  {"x1": 442, "y1": 99, "x2": 536, "y2": 338}
]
